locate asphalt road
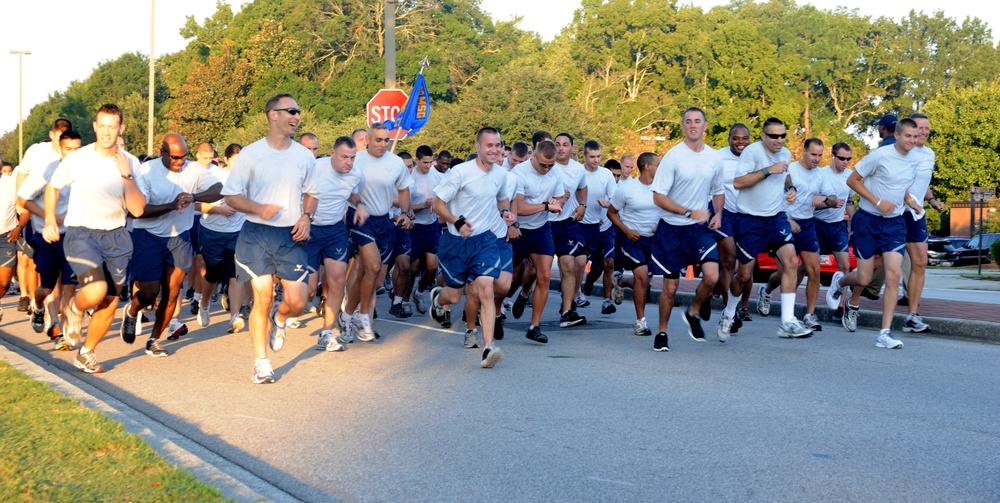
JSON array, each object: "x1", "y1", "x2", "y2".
[{"x1": 2, "y1": 291, "x2": 999, "y2": 502}]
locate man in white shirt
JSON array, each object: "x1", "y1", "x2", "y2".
[
  {"x1": 121, "y1": 133, "x2": 222, "y2": 358},
  {"x1": 16, "y1": 130, "x2": 82, "y2": 343},
  {"x1": 711, "y1": 124, "x2": 752, "y2": 329},
  {"x1": 550, "y1": 133, "x2": 589, "y2": 328},
  {"x1": 309, "y1": 136, "x2": 362, "y2": 352},
  {"x1": 42, "y1": 104, "x2": 146, "y2": 374},
  {"x1": 222, "y1": 93, "x2": 318, "y2": 384},
  {"x1": 407, "y1": 144, "x2": 443, "y2": 315},
  {"x1": 429, "y1": 127, "x2": 514, "y2": 368},
  {"x1": 0, "y1": 152, "x2": 23, "y2": 324},
  {"x1": 577, "y1": 140, "x2": 617, "y2": 314},
  {"x1": 758, "y1": 138, "x2": 841, "y2": 332},
  {"x1": 827, "y1": 118, "x2": 922, "y2": 349},
  {"x1": 607, "y1": 152, "x2": 661, "y2": 337},
  {"x1": 649, "y1": 107, "x2": 725, "y2": 351},
  {"x1": 510, "y1": 140, "x2": 565, "y2": 344},
  {"x1": 717, "y1": 117, "x2": 809, "y2": 340},
  {"x1": 342, "y1": 123, "x2": 412, "y2": 341},
  {"x1": 815, "y1": 142, "x2": 856, "y2": 322}
]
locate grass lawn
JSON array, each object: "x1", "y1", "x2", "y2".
[{"x1": 0, "y1": 360, "x2": 230, "y2": 502}]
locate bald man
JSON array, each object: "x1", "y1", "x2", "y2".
[
  {"x1": 299, "y1": 133, "x2": 320, "y2": 158},
  {"x1": 121, "y1": 133, "x2": 222, "y2": 358}
]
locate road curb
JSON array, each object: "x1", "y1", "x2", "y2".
[
  {"x1": 0, "y1": 338, "x2": 301, "y2": 503},
  {"x1": 549, "y1": 279, "x2": 1000, "y2": 343}
]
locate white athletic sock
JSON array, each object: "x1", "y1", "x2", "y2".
[
  {"x1": 723, "y1": 294, "x2": 741, "y2": 319},
  {"x1": 193, "y1": 292, "x2": 202, "y2": 302},
  {"x1": 394, "y1": 295, "x2": 403, "y2": 304},
  {"x1": 780, "y1": 292, "x2": 795, "y2": 323}
]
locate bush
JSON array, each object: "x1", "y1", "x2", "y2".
[{"x1": 990, "y1": 239, "x2": 1000, "y2": 265}]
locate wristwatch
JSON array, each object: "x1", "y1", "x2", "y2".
[
  {"x1": 304, "y1": 212, "x2": 315, "y2": 222},
  {"x1": 683, "y1": 209, "x2": 692, "y2": 218},
  {"x1": 511, "y1": 221, "x2": 520, "y2": 229},
  {"x1": 121, "y1": 173, "x2": 134, "y2": 180}
]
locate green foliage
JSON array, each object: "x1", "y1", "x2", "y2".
[{"x1": 991, "y1": 236, "x2": 1000, "y2": 264}]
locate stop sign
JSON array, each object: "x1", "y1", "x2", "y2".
[{"x1": 367, "y1": 89, "x2": 409, "y2": 136}]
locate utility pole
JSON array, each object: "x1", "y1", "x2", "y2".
[
  {"x1": 10, "y1": 50, "x2": 32, "y2": 163},
  {"x1": 148, "y1": 0, "x2": 156, "y2": 155},
  {"x1": 385, "y1": 0, "x2": 396, "y2": 89}
]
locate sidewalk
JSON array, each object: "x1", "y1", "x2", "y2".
[{"x1": 548, "y1": 269, "x2": 1000, "y2": 343}]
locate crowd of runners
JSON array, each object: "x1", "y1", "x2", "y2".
[{"x1": 0, "y1": 94, "x2": 941, "y2": 382}]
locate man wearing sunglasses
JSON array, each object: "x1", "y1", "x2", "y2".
[
  {"x1": 223, "y1": 94, "x2": 319, "y2": 384},
  {"x1": 815, "y1": 142, "x2": 855, "y2": 323},
  {"x1": 717, "y1": 117, "x2": 812, "y2": 340},
  {"x1": 510, "y1": 140, "x2": 565, "y2": 344},
  {"x1": 122, "y1": 133, "x2": 222, "y2": 358}
]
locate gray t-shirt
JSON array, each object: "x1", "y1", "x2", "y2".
[
  {"x1": 221, "y1": 138, "x2": 318, "y2": 227},
  {"x1": 652, "y1": 141, "x2": 724, "y2": 226},
  {"x1": 734, "y1": 142, "x2": 792, "y2": 217}
]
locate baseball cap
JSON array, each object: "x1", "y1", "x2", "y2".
[{"x1": 873, "y1": 114, "x2": 898, "y2": 128}]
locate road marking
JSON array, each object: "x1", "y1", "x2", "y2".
[
  {"x1": 380, "y1": 318, "x2": 461, "y2": 335},
  {"x1": 587, "y1": 476, "x2": 638, "y2": 487}
]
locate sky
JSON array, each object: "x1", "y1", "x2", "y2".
[{"x1": 2, "y1": 0, "x2": 998, "y2": 138}]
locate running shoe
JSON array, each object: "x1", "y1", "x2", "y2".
[
  {"x1": 653, "y1": 332, "x2": 670, "y2": 352},
  {"x1": 601, "y1": 298, "x2": 616, "y2": 314},
  {"x1": 902, "y1": 313, "x2": 930, "y2": 333},
  {"x1": 145, "y1": 338, "x2": 169, "y2": 358},
  {"x1": 559, "y1": 309, "x2": 586, "y2": 328},
  {"x1": 683, "y1": 311, "x2": 706, "y2": 341},
  {"x1": 481, "y1": 346, "x2": 504, "y2": 368},
  {"x1": 611, "y1": 271, "x2": 624, "y2": 305},
  {"x1": 74, "y1": 350, "x2": 103, "y2": 374},
  {"x1": 826, "y1": 271, "x2": 845, "y2": 310},
  {"x1": 756, "y1": 285, "x2": 770, "y2": 317},
  {"x1": 778, "y1": 318, "x2": 813, "y2": 338},
  {"x1": 843, "y1": 305, "x2": 859, "y2": 332},
  {"x1": 317, "y1": 329, "x2": 348, "y2": 352},
  {"x1": 120, "y1": 303, "x2": 138, "y2": 344},
  {"x1": 252, "y1": 358, "x2": 275, "y2": 384},
  {"x1": 463, "y1": 329, "x2": 480, "y2": 349},
  {"x1": 876, "y1": 331, "x2": 903, "y2": 349},
  {"x1": 525, "y1": 325, "x2": 548, "y2": 344},
  {"x1": 634, "y1": 317, "x2": 652, "y2": 336},
  {"x1": 803, "y1": 313, "x2": 822, "y2": 332}
]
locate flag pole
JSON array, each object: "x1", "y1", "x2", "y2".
[{"x1": 390, "y1": 56, "x2": 430, "y2": 154}]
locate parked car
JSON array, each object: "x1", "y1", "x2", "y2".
[
  {"x1": 954, "y1": 232, "x2": 1000, "y2": 265},
  {"x1": 926, "y1": 237, "x2": 959, "y2": 267},
  {"x1": 755, "y1": 247, "x2": 857, "y2": 286},
  {"x1": 945, "y1": 236, "x2": 970, "y2": 250}
]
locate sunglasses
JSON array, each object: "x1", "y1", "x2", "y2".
[
  {"x1": 763, "y1": 132, "x2": 787, "y2": 139},
  {"x1": 272, "y1": 108, "x2": 301, "y2": 116},
  {"x1": 835, "y1": 155, "x2": 852, "y2": 161},
  {"x1": 169, "y1": 153, "x2": 188, "y2": 161},
  {"x1": 537, "y1": 161, "x2": 555, "y2": 169}
]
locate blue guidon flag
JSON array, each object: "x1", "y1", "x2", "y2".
[{"x1": 385, "y1": 73, "x2": 430, "y2": 137}]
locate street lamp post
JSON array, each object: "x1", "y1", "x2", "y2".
[{"x1": 10, "y1": 50, "x2": 32, "y2": 164}]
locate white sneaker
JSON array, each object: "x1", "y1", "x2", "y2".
[
  {"x1": 633, "y1": 317, "x2": 652, "y2": 336},
  {"x1": 777, "y1": 318, "x2": 813, "y2": 338},
  {"x1": 352, "y1": 313, "x2": 376, "y2": 342},
  {"x1": 252, "y1": 358, "x2": 275, "y2": 384},
  {"x1": 716, "y1": 315, "x2": 733, "y2": 342},
  {"x1": 317, "y1": 329, "x2": 348, "y2": 352},
  {"x1": 826, "y1": 271, "x2": 844, "y2": 310},
  {"x1": 803, "y1": 312, "x2": 822, "y2": 331},
  {"x1": 285, "y1": 317, "x2": 301, "y2": 329},
  {"x1": 463, "y1": 328, "x2": 480, "y2": 348},
  {"x1": 611, "y1": 271, "x2": 624, "y2": 305},
  {"x1": 756, "y1": 285, "x2": 771, "y2": 317},
  {"x1": 842, "y1": 306, "x2": 859, "y2": 332},
  {"x1": 198, "y1": 304, "x2": 210, "y2": 327},
  {"x1": 228, "y1": 314, "x2": 245, "y2": 333},
  {"x1": 269, "y1": 310, "x2": 286, "y2": 351},
  {"x1": 876, "y1": 331, "x2": 903, "y2": 349},
  {"x1": 902, "y1": 314, "x2": 930, "y2": 333}
]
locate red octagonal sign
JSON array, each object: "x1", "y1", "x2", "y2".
[{"x1": 367, "y1": 88, "x2": 409, "y2": 136}]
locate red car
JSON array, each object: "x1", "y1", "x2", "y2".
[{"x1": 754, "y1": 247, "x2": 857, "y2": 286}]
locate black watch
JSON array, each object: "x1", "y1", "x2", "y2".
[
  {"x1": 683, "y1": 209, "x2": 692, "y2": 218},
  {"x1": 511, "y1": 221, "x2": 520, "y2": 229}
]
